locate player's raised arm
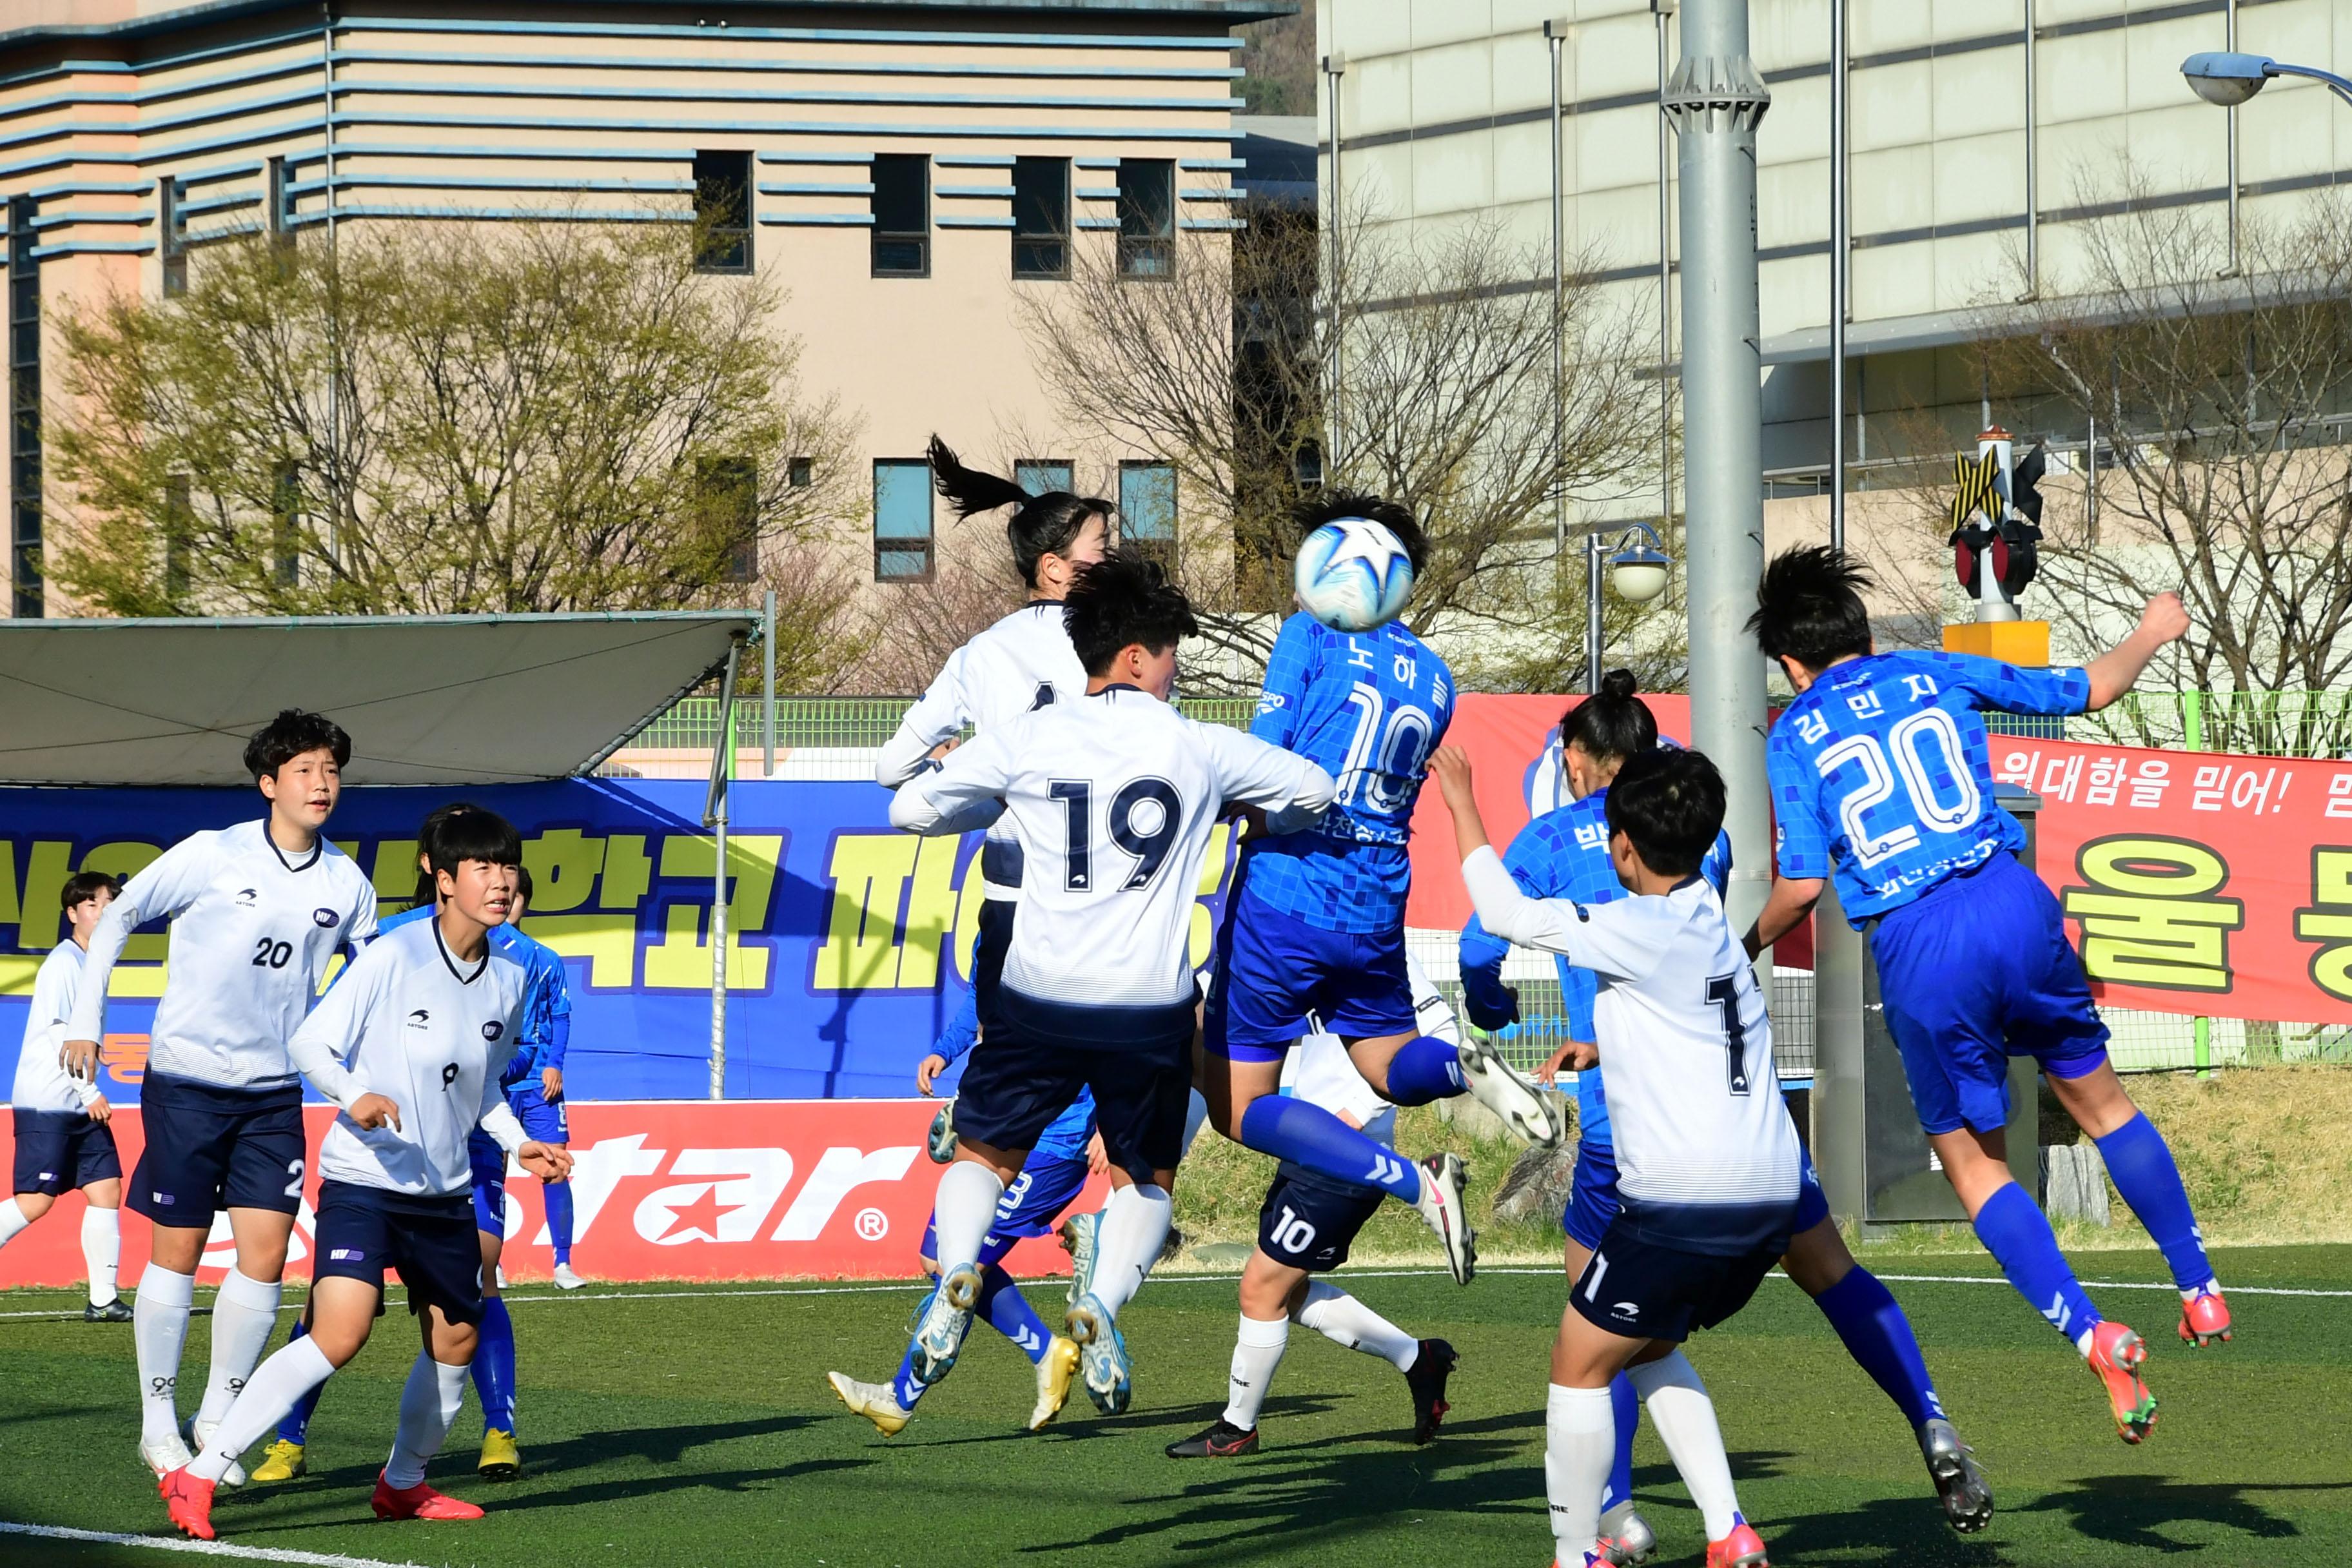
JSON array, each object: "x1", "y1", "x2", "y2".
[
  {"x1": 59, "y1": 838, "x2": 214, "y2": 1077},
  {"x1": 1200, "y1": 724, "x2": 1337, "y2": 832},
  {"x1": 876, "y1": 648, "x2": 973, "y2": 787},
  {"x1": 2082, "y1": 591, "x2": 2189, "y2": 711},
  {"x1": 889, "y1": 727, "x2": 1014, "y2": 837}
]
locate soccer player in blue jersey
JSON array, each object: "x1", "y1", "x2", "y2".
[
  {"x1": 1202, "y1": 492, "x2": 1558, "y2": 1287},
  {"x1": 1461, "y1": 672, "x2": 1991, "y2": 1538},
  {"x1": 1744, "y1": 547, "x2": 2219, "y2": 1445}
]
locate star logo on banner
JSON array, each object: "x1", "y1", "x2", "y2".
[
  {"x1": 657, "y1": 1184, "x2": 733, "y2": 1244},
  {"x1": 1322, "y1": 517, "x2": 1401, "y2": 578}
]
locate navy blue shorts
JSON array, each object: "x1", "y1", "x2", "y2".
[
  {"x1": 128, "y1": 1073, "x2": 306, "y2": 1224},
  {"x1": 1205, "y1": 890, "x2": 1416, "y2": 1063},
  {"x1": 1567, "y1": 1140, "x2": 1828, "y2": 1251},
  {"x1": 313, "y1": 1179, "x2": 484, "y2": 1326},
  {"x1": 1257, "y1": 1168, "x2": 1384, "y2": 1273},
  {"x1": 505, "y1": 1081, "x2": 568, "y2": 1144},
  {"x1": 954, "y1": 1034, "x2": 1188, "y2": 1187},
  {"x1": 1870, "y1": 851, "x2": 2111, "y2": 1135},
  {"x1": 468, "y1": 1132, "x2": 509, "y2": 1237},
  {"x1": 12, "y1": 1108, "x2": 121, "y2": 1196},
  {"x1": 921, "y1": 1151, "x2": 1090, "y2": 1266},
  {"x1": 1572, "y1": 1217, "x2": 1778, "y2": 1344},
  {"x1": 972, "y1": 897, "x2": 1014, "y2": 1034}
]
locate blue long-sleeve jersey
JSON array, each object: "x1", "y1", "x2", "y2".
[
  {"x1": 933, "y1": 979, "x2": 1095, "y2": 1164},
  {"x1": 1458, "y1": 787, "x2": 1730, "y2": 1146},
  {"x1": 378, "y1": 903, "x2": 571, "y2": 1088}
]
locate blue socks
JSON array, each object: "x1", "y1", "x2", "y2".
[
  {"x1": 976, "y1": 1264, "x2": 1050, "y2": 1366},
  {"x1": 276, "y1": 1317, "x2": 322, "y2": 1446},
  {"x1": 1239, "y1": 1093, "x2": 1422, "y2": 1203},
  {"x1": 1380, "y1": 1035, "x2": 1465, "y2": 1107},
  {"x1": 473, "y1": 1295, "x2": 518, "y2": 1434},
  {"x1": 1974, "y1": 1181, "x2": 2100, "y2": 1345},
  {"x1": 1603, "y1": 1372, "x2": 1638, "y2": 1514},
  {"x1": 2094, "y1": 1113, "x2": 2214, "y2": 1293},
  {"x1": 1813, "y1": 1266, "x2": 1942, "y2": 1430},
  {"x1": 545, "y1": 1182, "x2": 576, "y2": 1268}
]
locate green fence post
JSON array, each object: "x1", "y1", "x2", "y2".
[{"x1": 2182, "y1": 692, "x2": 2214, "y2": 1079}]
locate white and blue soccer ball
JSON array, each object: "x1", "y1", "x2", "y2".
[{"x1": 1293, "y1": 516, "x2": 1415, "y2": 632}]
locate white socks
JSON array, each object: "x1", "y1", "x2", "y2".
[
  {"x1": 384, "y1": 1352, "x2": 470, "y2": 1489},
  {"x1": 82, "y1": 1206, "x2": 121, "y2": 1306},
  {"x1": 1546, "y1": 1383, "x2": 1617, "y2": 1562},
  {"x1": 190, "y1": 1335, "x2": 335, "y2": 1484},
  {"x1": 1180, "y1": 1088, "x2": 1211, "y2": 1160},
  {"x1": 1296, "y1": 1280, "x2": 1419, "y2": 1371},
  {"x1": 0, "y1": 1197, "x2": 30, "y2": 1248},
  {"x1": 1627, "y1": 1351, "x2": 1741, "y2": 1540},
  {"x1": 1222, "y1": 1313, "x2": 1290, "y2": 1430},
  {"x1": 1088, "y1": 1182, "x2": 1171, "y2": 1318},
  {"x1": 931, "y1": 1161, "x2": 1006, "y2": 1276},
  {"x1": 197, "y1": 1268, "x2": 284, "y2": 1429},
  {"x1": 135, "y1": 1264, "x2": 197, "y2": 1447}
]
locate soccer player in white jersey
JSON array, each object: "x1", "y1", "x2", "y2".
[
  {"x1": 886, "y1": 554, "x2": 1336, "y2": 1416},
  {"x1": 3, "y1": 872, "x2": 132, "y2": 1320},
  {"x1": 1168, "y1": 956, "x2": 1461, "y2": 1460},
  {"x1": 156, "y1": 807, "x2": 571, "y2": 1541},
  {"x1": 1434, "y1": 743, "x2": 1799, "y2": 1568},
  {"x1": 61, "y1": 710, "x2": 379, "y2": 1479}
]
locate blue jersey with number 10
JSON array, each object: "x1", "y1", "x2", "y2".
[
  {"x1": 1244, "y1": 612, "x2": 1455, "y2": 934},
  {"x1": 1769, "y1": 650, "x2": 2089, "y2": 923}
]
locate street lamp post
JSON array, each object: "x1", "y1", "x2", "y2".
[
  {"x1": 2182, "y1": 50, "x2": 2352, "y2": 108},
  {"x1": 1583, "y1": 521, "x2": 1674, "y2": 681}
]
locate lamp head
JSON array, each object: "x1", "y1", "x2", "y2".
[
  {"x1": 1609, "y1": 543, "x2": 1672, "y2": 605},
  {"x1": 2182, "y1": 52, "x2": 2274, "y2": 107}
]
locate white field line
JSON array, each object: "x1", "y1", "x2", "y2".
[{"x1": 0, "y1": 1521, "x2": 431, "y2": 1567}]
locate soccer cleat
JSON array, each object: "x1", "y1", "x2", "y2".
[
  {"x1": 1165, "y1": 1418, "x2": 1259, "y2": 1458},
  {"x1": 926, "y1": 1098, "x2": 959, "y2": 1163},
  {"x1": 83, "y1": 1297, "x2": 133, "y2": 1323},
  {"x1": 828, "y1": 1371, "x2": 914, "y2": 1436},
  {"x1": 1413, "y1": 1152, "x2": 1477, "y2": 1286},
  {"x1": 2179, "y1": 1287, "x2": 2233, "y2": 1348},
  {"x1": 1705, "y1": 1518, "x2": 1770, "y2": 1568},
  {"x1": 1065, "y1": 1291, "x2": 1133, "y2": 1415},
  {"x1": 1919, "y1": 1417, "x2": 1993, "y2": 1533},
  {"x1": 2086, "y1": 1321, "x2": 2159, "y2": 1443},
  {"x1": 1406, "y1": 1338, "x2": 1456, "y2": 1444},
  {"x1": 141, "y1": 1431, "x2": 194, "y2": 1478},
  {"x1": 1596, "y1": 1500, "x2": 1658, "y2": 1565},
  {"x1": 1456, "y1": 1034, "x2": 1563, "y2": 1148},
  {"x1": 478, "y1": 1427, "x2": 520, "y2": 1480},
  {"x1": 1028, "y1": 1335, "x2": 1081, "y2": 1431},
  {"x1": 158, "y1": 1467, "x2": 217, "y2": 1540},
  {"x1": 552, "y1": 1262, "x2": 584, "y2": 1291},
  {"x1": 1061, "y1": 1209, "x2": 1100, "y2": 1308},
  {"x1": 911, "y1": 1265, "x2": 982, "y2": 1386},
  {"x1": 190, "y1": 1418, "x2": 248, "y2": 1489},
  {"x1": 250, "y1": 1438, "x2": 307, "y2": 1484},
  {"x1": 371, "y1": 1471, "x2": 485, "y2": 1521}
]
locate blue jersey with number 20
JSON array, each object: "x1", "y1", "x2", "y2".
[
  {"x1": 1244, "y1": 612, "x2": 1455, "y2": 934},
  {"x1": 1769, "y1": 650, "x2": 2090, "y2": 924}
]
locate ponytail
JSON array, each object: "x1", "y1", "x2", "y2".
[
  {"x1": 925, "y1": 433, "x2": 1113, "y2": 589},
  {"x1": 1559, "y1": 669, "x2": 1658, "y2": 764}
]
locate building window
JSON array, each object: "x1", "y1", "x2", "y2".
[
  {"x1": 163, "y1": 473, "x2": 193, "y2": 597},
  {"x1": 1015, "y1": 459, "x2": 1072, "y2": 495},
  {"x1": 873, "y1": 458, "x2": 934, "y2": 582},
  {"x1": 266, "y1": 156, "x2": 293, "y2": 246},
  {"x1": 161, "y1": 176, "x2": 188, "y2": 297},
  {"x1": 271, "y1": 460, "x2": 301, "y2": 588},
  {"x1": 9, "y1": 196, "x2": 40, "y2": 618},
  {"x1": 1119, "y1": 460, "x2": 1175, "y2": 563},
  {"x1": 871, "y1": 155, "x2": 929, "y2": 278},
  {"x1": 1117, "y1": 159, "x2": 1174, "y2": 279},
  {"x1": 700, "y1": 456, "x2": 760, "y2": 583},
  {"x1": 692, "y1": 150, "x2": 752, "y2": 274},
  {"x1": 1012, "y1": 157, "x2": 1069, "y2": 280},
  {"x1": 788, "y1": 455, "x2": 813, "y2": 488}
]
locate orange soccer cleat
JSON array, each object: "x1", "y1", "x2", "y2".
[
  {"x1": 1705, "y1": 1518, "x2": 1770, "y2": 1568},
  {"x1": 2086, "y1": 1320, "x2": 2159, "y2": 1444},
  {"x1": 2179, "y1": 1288, "x2": 2233, "y2": 1349},
  {"x1": 371, "y1": 1472, "x2": 486, "y2": 1522},
  {"x1": 159, "y1": 1467, "x2": 217, "y2": 1540}
]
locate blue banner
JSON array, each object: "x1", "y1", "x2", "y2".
[{"x1": 0, "y1": 780, "x2": 1243, "y2": 1104}]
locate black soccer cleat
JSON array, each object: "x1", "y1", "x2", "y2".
[
  {"x1": 1166, "y1": 1418, "x2": 1259, "y2": 1459},
  {"x1": 83, "y1": 1297, "x2": 133, "y2": 1323},
  {"x1": 1406, "y1": 1338, "x2": 1456, "y2": 1444}
]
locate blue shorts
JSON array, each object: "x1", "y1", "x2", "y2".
[
  {"x1": 468, "y1": 1132, "x2": 508, "y2": 1237},
  {"x1": 1566, "y1": 1139, "x2": 1828, "y2": 1251},
  {"x1": 1205, "y1": 889, "x2": 1416, "y2": 1063},
  {"x1": 127, "y1": 1073, "x2": 306, "y2": 1224},
  {"x1": 1257, "y1": 1167, "x2": 1384, "y2": 1273},
  {"x1": 921, "y1": 1152, "x2": 1091, "y2": 1266},
  {"x1": 313, "y1": 1179, "x2": 484, "y2": 1326},
  {"x1": 1869, "y1": 850, "x2": 2110, "y2": 1135},
  {"x1": 505, "y1": 1081, "x2": 569, "y2": 1144},
  {"x1": 11, "y1": 1108, "x2": 121, "y2": 1197}
]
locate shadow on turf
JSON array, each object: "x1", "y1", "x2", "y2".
[{"x1": 2016, "y1": 1473, "x2": 2351, "y2": 1553}]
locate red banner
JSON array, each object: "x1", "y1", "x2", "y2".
[{"x1": 0, "y1": 1101, "x2": 1102, "y2": 1289}]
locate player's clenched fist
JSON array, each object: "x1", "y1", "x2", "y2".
[
  {"x1": 348, "y1": 1092, "x2": 401, "y2": 1131},
  {"x1": 2139, "y1": 591, "x2": 2189, "y2": 645},
  {"x1": 1427, "y1": 745, "x2": 1475, "y2": 805},
  {"x1": 520, "y1": 1141, "x2": 573, "y2": 1182}
]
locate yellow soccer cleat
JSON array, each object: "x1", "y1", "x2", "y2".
[
  {"x1": 249, "y1": 1439, "x2": 306, "y2": 1484},
  {"x1": 478, "y1": 1427, "x2": 521, "y2": 1480},
  {"x1": 828, "y1": 1371, "x2": 912, "y2": 1436},
  {"x1": 1028, "y1": 1335, "x2": 1081, "y2": 1431}
]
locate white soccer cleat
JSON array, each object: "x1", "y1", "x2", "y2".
[
  {"x1": 1028, "y1": 1335, "x2": 1082, "y2": 1431},
  {"x1": 188, "y1": 1419, "x2": 246, "y2": 1488},
  {"x1": 926, "y1": 1099, "x2": 959, "y2": 1164},
  {"x1": 1412, "y1": 1153, "x2": 1476, "y2": 1286},
  {"x1": 912, "y1": 1265, "x2": 981, "y2": 1385},
  {"x1": 1064, "y1": 1292, "x2": 1132, "y2": 1416},
  {"x1": 1061, "y1": 1210, "x2": 1100, "y2": 1308},
  {"x1": 141, "y1": 1431, "x2": 194, "y2": 1479},
  {"x1": 1596, "y1": 1500, "x2": 1659, "y2": 1565},
  {"x1": 1456, "y1": 1034, "x2": 1562, "y2": 1148},
  {"x1": 552, "y1": 1263, "x2": 584, "y2": 1291},
  {"x1": 827, "y1": 1371, "x2": 912, "y2": 1436}
]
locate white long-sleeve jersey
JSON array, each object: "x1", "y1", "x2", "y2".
[
  {"x1": 1462, "y1": 847, "x2": 1802, "y2": 1255},
  {"x1": 66, "y1": 819, "x2": 378, "y2": 1092},
  {"x1": 875, "y1": 602, "x2": 1089, "y2": 899},
  {"x1": 892, "y1": 685, "x2": 1336, "y2": 1050},
  {"x1": 286, "y1": 916, "x2": 529, "y2": 1199},
  {"x1": 12, "y1": 942, "x2": 101, "y2": 1115}
]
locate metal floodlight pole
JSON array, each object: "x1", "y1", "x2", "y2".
[
  {"x1": 704, "y1": 635, "x2": 744, "y2": 1101},
  {"x1": 1546, "y1": 19, "x2": 1570, "y2": 571},
  {"x1": 1322, "y1": 52, "x2": 1348, "y2": 467},
  {"x1": 1655, "y1": 0, "x2": 1676, "y2": 534},
  {"x1": 1664, "y1": 0, "x2": 1773, "y2": 939},
  {"x1": 761, "y1": 588, "x2": 776, "y2": 778},
  {"x1": 1828, "y1": 0, "x2": 1847, "y2": 553},
  {"x1": 2225, "y1": 1, "x2": 2241, "y2": 275}
]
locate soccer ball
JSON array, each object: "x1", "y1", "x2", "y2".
[{"x1": 1293, "y1": 518, "x2": 1415, "y2": 632}]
